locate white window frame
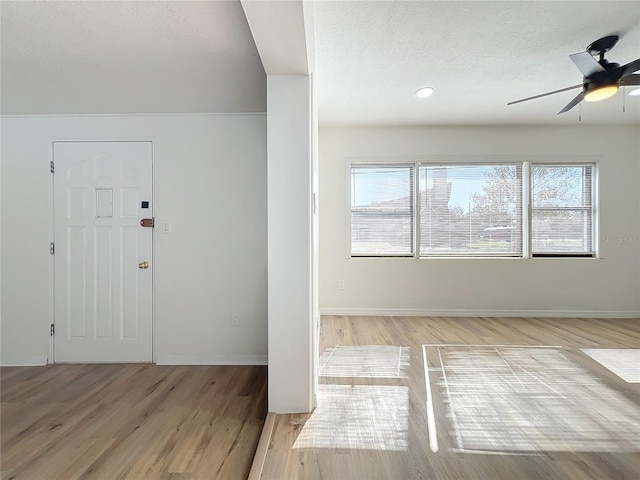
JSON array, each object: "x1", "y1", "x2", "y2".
[
  {"x1": 528, "y1": 162, "x2": 597, "y2": 258},
  {"x1": 346, "y1": 159, "x2": 418, "y2": 258},
  {"x1": 417, "y1": 161, "x2": 523, "y2": 258},
  {"x1": 345, "y1": 156, "x2": 599, "y2": 259}
]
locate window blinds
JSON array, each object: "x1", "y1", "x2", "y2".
[
  {"x1": 419, "y1": 165, "x2": 522, "y2": 256},
  {"x1": 531, "y1": 165, "x2": 593, "y2": 255},
  {"x1": 351, "y1": 165, "x2": 414, "y2": 255}
]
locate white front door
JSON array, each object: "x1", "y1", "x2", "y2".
[{"x1": 53, "y1": 141, "x2": 153, "y2": 363}]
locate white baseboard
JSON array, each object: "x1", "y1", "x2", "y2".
[
  {"x1": 319, "y1": 308, "x2": 640, "y2": 319},
  {"x1": 156, "y1": 354, "x2": 267, "y2": 366},
  {"x1": 1, "y1": 355, "x2": 48, "y2": 367}
]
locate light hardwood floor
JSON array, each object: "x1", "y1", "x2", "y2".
[
  {"x1": 1, "y1": 364, "x2": 266, "y2": 480},
  {"x1": 258, "y1": 316, "x2": 640, "y2": 479}
]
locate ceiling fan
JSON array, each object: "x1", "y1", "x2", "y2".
[{"x1": 508, "y1": 35, "x2": 640, "y2": 114}]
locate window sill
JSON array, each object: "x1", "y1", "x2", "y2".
[{"x1": 347, "y1": 255, "x2": 600, "y2": 260}]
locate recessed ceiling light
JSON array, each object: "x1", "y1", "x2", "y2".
[
  {"x1": 415, "y1": 87, "x2": 434, "y2": 98},
  {"x1": 628, "y1": 88, "x2": 640, "y2": 97}
]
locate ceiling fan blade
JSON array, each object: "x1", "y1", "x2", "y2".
[
  {"x1": 557, "y1": 92, "x2": 585, "y2": 114},
  {"x1": 621, "y1": 58, "x2": 640, "y2": 76},
  {"x1": 507, "y1": 84, "x2": 582, "y2": 106},
  {"x1": 570, "y1": 51, "x2": 605, "y2": 77},
  {"x1": 620, "y1": 74, "x2": 640, "y2": 86}
]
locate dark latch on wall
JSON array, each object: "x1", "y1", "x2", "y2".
[{"x1": 140, "y1": 218, "x2": 155, "y2": 228}]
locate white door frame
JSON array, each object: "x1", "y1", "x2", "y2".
[{"x1": 49, "y1": 139, "x2": 155, "y2": 364}]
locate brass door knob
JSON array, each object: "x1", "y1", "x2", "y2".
[{"x1": 138, "y1": 261, "x2": 150, "y2": 270}]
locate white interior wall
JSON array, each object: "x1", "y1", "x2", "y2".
[
  {"x1": 319, "y1": 125, "x2": 640, "y2": 317},
  {"x1": 0, "y1": 114, "x2": 267, "y2": 366}
]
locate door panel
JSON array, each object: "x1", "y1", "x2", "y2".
[{"x1": 54, "y1": 141, "x2": 153, "y2": 363}]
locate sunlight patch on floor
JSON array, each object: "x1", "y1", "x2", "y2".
[
  {"x1": 292, "y1": 384, "x2": 409, "y2": 451},
  {"x1": 319, "y1": 345, "x2": 410, "y2": 378},
  {"x1": 581, "y1": 349, "x2": 640, "y2": 383},
  {"x1": 424, "y1": 345, "x2": 640, "y2": 453}
]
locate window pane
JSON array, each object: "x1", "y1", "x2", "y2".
[
  {"x1": 532, "y1": 210, "x2": 592, "y2": 253},
  {"x1": 351, "y1": 165, "x2": 413, "y2": 255},
  {"x1": 531, "y1": 165, "x2": 594, "y2": 255},
  {"x1": 419, "y1": 165, "x2": 522, "y2": 256},
  {"x1": 532, "y1": 166, "x2": 592, "y2": 208}
]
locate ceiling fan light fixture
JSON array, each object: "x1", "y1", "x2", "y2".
[
  {"x1": 584, "y1": 84, "x2": 618, "y2": 102},
  {"x1": 415, "y1": 87, "x2": 434, "y2": 98},
  {"x1": 628, "y1": 88, "x2": 640, "y2": 97}
]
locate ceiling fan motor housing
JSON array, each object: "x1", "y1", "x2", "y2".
[
  {"x1": 584, "y1": 80, "x2": 616, "y2": 92},
  {"x1": 585, "y1": 62, "x2": 623, "y2": 87}
]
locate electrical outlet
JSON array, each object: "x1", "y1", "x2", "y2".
[
  {"x1": 338, "y1": 279, "x2": 345, "y2": 290},
  {"x1": 231, "y1": 313, "x2": 240, "y2": 326}
]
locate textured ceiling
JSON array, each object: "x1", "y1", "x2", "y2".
[
  {"x1": 0, "y1": 0, "x2": 266, "y2": 115},
  {"x1": 314, "y1": 1, "x2": 640, "y2": 126},
  {"x1": 3, "y1": 0, "x2": 638, "y2": 125}
]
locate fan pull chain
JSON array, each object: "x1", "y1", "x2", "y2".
[
  {"x1": 623, "y1": 87, "x2": 626, "y2": 113},
  {"x1": 579, "y1": 102, "x2": 582, "y2": 122}
]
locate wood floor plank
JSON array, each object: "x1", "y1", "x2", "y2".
[
  {"x1": 1, "y1": 364, "x2": 266, "y2": 480},
  {"x1": 261, "y1": 316, "x2": 640, "y2": 480}
]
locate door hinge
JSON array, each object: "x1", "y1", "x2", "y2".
[
  {"x1": 50, "y1": 324, "x2": 55, "y2": 336},
  {"x1": 50, "y1": 161, "x2": 54, "y2": 174},
  {"x1": 50, "y1": 242, "x2": 55, "y2": 255}
]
